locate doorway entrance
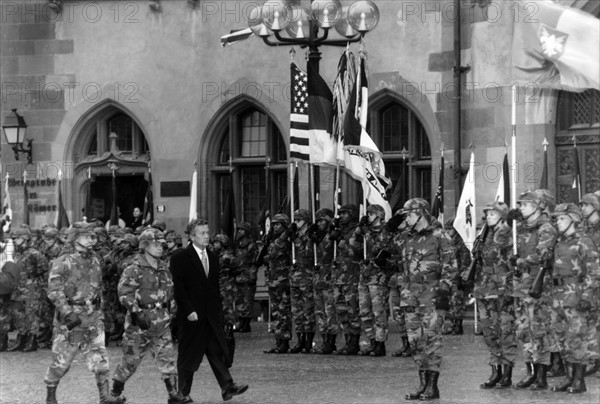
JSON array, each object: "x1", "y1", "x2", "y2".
[{"x1": 89, "y1": 175, "x2": 148, "y2": 227}]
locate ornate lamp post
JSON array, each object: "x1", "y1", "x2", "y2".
[{"x1": 2, "y1": 109, "x2": 33, "y2": 165}]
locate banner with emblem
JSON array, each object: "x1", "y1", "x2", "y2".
[{"x1": 453, "y1": 151, "x2": 477, "y2": 251}]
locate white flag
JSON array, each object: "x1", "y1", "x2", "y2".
[
  {"x1": 454, "y1": 152, "x2": 477, "y2": 251},
  {"x1": 189, "y1": 168, "x2": 197, "y2": 222}
]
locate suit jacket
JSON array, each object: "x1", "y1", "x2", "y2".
[{"x1": 170, "y1": 244, "x2": 230, "y2": 370}]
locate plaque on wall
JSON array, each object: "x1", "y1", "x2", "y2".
[{"x1": 160, "y1": 181, "x2": 190, "y2": 197}]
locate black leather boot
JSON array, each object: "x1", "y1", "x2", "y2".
[
  {"x1": 336, "y1": 334, "x2": 360, "y2": 355},
  {"x1": 111, "y1": 379, "x2": 126, "y2": 401},
  {"x1": 516, "y1": 362, "x2": 537, "y2": 389},
  {"x1": 302, "y1": 332, "x2": 314, "y2": 353},
  {"x1": 96, "y1": 371, "x2": 125, "y2": 404},
  {"x1": 7, "y1": 333, "x2": 26, "y2": 352},
  {"x1": 495, "y1": 365, "x2": 512, "y2": 389},
  {"x1": 547, "y1": 352, "x2": 565, "y2": 378},
  {"x1": 275, "y1": 339, "x2": 289, "y2": 354},
  {"x1": 369, "y1": 341, "x2": 386, "y2": 357},
  {"x1": 480, "y1": 365, "x2": 502, "y2": 389},
  {"x1": 420, "y1": 370, "x2": 440, "y2": 400},
  {"x1": 405, "y1": 370, "x2": 429, "y2": 400},
  {"x1": 327, "y1": 334, "x2": 337, "y2": 353},
  {"x1": 22, "y1": 333, "x2": 37, "y2": 352},
  {"x1": 585, "y1": 358, "x2": 600, "y2": 376},
  {"x1": 530, "y1": 363, "x2": 548, "y2": 390},
  {"x1": 551, "y1": 362, "x2": 573, "y2": 392},
  {"x1": 165, "y1": 375, "x2": 185, "y2": 404},
  {"x1": 567, "y1": 363, "x2": 587, "y2": 394},
  {"x1": 0, "y1": 333, "x2": 8, "y2": 352},
  {"x1": 358, "y1": 339, "x2": 375, "y2": 356},
  {"x1": 46, "y1": 383, "x2": 58, "y2": 404},
  {"x1": 392, "y1": 336, "x2": 411, "y2": 357},
  {"x1": 290, "y1": 333, "x2": 305, "y2": 354},
  {"x1": 313, "y1": 333, "x2": 329, "y2": 354}
]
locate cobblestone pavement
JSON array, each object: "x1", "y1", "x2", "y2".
[{"x1": 1, "y1": 320, "x2": 598, "y2": 404}]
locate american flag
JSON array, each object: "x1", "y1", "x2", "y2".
[{"x1": 290, "y1": 62, "x2": 310, "y2": 162}]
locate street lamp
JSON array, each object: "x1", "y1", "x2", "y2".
[{"x1": 2, "y1": 109, "x2": 33, "y2": 165}]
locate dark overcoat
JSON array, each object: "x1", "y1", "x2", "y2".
[{"x1": 170, "y1": 245, "x2": 231, "y2": 370}]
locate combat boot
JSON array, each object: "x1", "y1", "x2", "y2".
[
  {"x1": 358, "y1": 338, "x2": 375, "y2": 356},
  {"x1": 96, "y1": 371, "x2": 125, "y2": 404},
  {"x1": 7, "y1": 333, "x2": 26, "y2": 352},
  {"x1": 275, "y1": 338, "x2": 290, "y2": 354},
  {"x1": 333, "y1": 334, "x2": 349, "y2": 355},
  {"x1": 420, "y1": 370, "x2": 440, "y2": 400},
  {"x1": 326, "y1": 334, "x2": 337, "y2": 354},
  {"x1": 22, "y1": 333, "x2": 38, "y2": 352},
  {"x1": 289, "y1": 333, "x2": 305, "y2": 354},
  {"x1": 391, "y1": 336, "x2": 411, "y2": 357},
  {"x1": 165, "y1": 375, "x2": 186, "y2": 404},
  {"x1": 551, "y1": 362, "x2": 573, "y2": 392},
  {"x1": 110, "y1": 379, "x2": 126, "y2": 402},
  {"x1": 301, "y1": 332, "x2": 314, "y2": 353},
  {"x1": 515, "y1": 362, "x2": 537, "y2": 389},
  {"x1": 567, "y1": 363, "x2": 586, "y2": 394},
  {"x1": 369, "y1": 341, "x2": 386, "y2": 357},
  {"x1": 46, "y1": 383, "x2": 58, "y2": 404},
  {"x1": 452, "y1": 318, "x2": 464, "y2": 335},
  {"x1": 529, "y1": 363, "x2": 548, "y2": 390},
  {"x1": 585, "y1": 358, "x2": 600, "y2": 376},
  {"x1": 480, "y1": 365, "x2": 502, "y2": 389},
  {"x1": 0, "y1": 333, "x2": 8, "y2": 352},
  {"x1": 495, "y1": 365, "x2": 512, "y2": 389},
  {"x1": 313, "y1": 334, "x2": 331, "y2": 354},
  {"x1": 547, "y1": 352, "x2": 565, "y2": 378},
  {"x1": 405, "y1": 370, "x2": 428, "y2": 400}
]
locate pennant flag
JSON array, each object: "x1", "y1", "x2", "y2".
[
  {"x1": 142, "y1": 167, "x2": 154, "y2": 226},
  {"x1": 220, "y1": 178, "x2": 236, "y2": 239},
  {"x1": 431, "y1": 154, "x2": 444, "y2": 223},
  {"x1": 512, "y1": 0, "x2": 600, "y2": 91},
  {"x1": 572, "y1": 140, "x2": 581, "y2": 201},
  {"x1": 495, "y1": 151, "x2": 510, "y2": 203},
  {"x1": 220, "y1": 27, "x2": 253, "y2": 47},
  {"x1": 56, "y1": 174, "x2": 70, "y2": 229},
  {"x1": 454, "y1": 152, "x2": 477, "y2": 251},
  {"x1": 189, "y1": 166, "x2": 198, "y2": 222},
  {"x1": 290, "y1": 62, "x2": 310, "y2": 162},
  {"x1": 2, "y1": 173, "x2": 12, "y2": 233},
  {"x1": 23, "y1": 172, "x2": 29, "y2": 225},
  {"x1": 307, "y1": 62, "x2": 336, "y2": 165},
  {"x1": 539, "y1": 140, "x2": 548, "y2": 189}
]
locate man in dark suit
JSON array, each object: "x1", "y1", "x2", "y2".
[{"x1": 170, "y1": 218, "x2": 248, "y2": 403}]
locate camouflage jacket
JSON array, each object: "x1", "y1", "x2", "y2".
[
  {"x1": 552, "y1": 231, "x2": 599, "y2": 307},
  {"x1": 290, "y1": 227, "x2": 315, "y2": 284},
  {"x1": 233, "y1": 236, "x2": 258, "y2": 283},
  {"x1": 218, "y1": 247, "x2": 241, "y2": 287},
  {"x1": 333, "y1": 219, "x2": 360, "y2": 284},
  {"x1": 265, "y1": 231, "x2": 291, "y2": 286},
  {"x1": 582, "y1": 220, "x2": 600, "y2": 248},
  {"x1": 350, "y1": 222, "x2": 395, "y2": 285},
  {"x1": 513, "y1": 213, "x2": 557, "y2": 299},
  {"x1": 452, "y1": 232, "x2": 472, "y2": 280},
  {"x1": 48, "y1": 250, "x2": 104, "y2": 321},
  {"x1": 12, "y1": 245, "x2": 49, "y2": 301},
  {"x1": 398, "y1": 223, "x2": 457, "y2": 307},
  {"x1": 39, "y1": 240, "x2": 63, "y2": 263},
  {"x1": 476, "y1": 223, "x2": 513, "y2": 299},
  {"x1": 313, "y1": 231, "x2": 335, "y2": 288}
]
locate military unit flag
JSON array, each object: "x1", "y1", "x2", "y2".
[
  {"x1": 290, "y1": 62, "x2": 311, "y2": 162},
  {"x1": 431, "y1": 153, "x2": 444, "y2": 223},
  {"x1": 2, "y1": 173, "x2": 12, "y2": 233},
  {"x1": 142, "y1": 167, "x2": 154, "y2": 226},
  {"x1": 495, "y1": 151, "x2": 510, "y2": 203},
  {"x1": 454, "y1": 152, "x2": 477, "y2": 251},
  {"x1": 189, "y1": 165, "x2": 198, "y2": 222},
  {"x1": 56, "y1": 171, "x2": 70, "y2": 229}
]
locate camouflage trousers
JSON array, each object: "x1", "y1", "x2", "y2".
[
  {"x1": 447, "y1": 284, "x2": 466, "y2": 321},
  {"x1": 44, "y1": 320, "x2": 110, "y2": 385},
  {"x1": 290, "y1": 279, "x2": 315, "y2": 333},
  {"x1": 358, "y1": 283, "x2": 389, "y2": 342},
  {"x1": 313, "y1": 282, "x2": 338, "y2": 335},
  {"x1": 113, "y1": 327, "x2": 177, "y2": 382},
  {"x1": 220, "y1": 280, "x2": 236, "y2": 325},
  {"x1": 37, "y1": 294, "x2": 55, "y2": 345},
  {"x1": 235, "y1": 282, "x2": 257, "y2": 319},
  {"x1": 550, "y1": 302, "x2": 599, "y2": 365},
  {"x1": 477, "y1": 297, "x2": 517, "y2": 366},
  {"x1": 103, "y1": 290, "x2": 126, "y2": 339},
  {"x1": 405, "y1": 306, "x2": 445, "y2": 372},
  {"x1": 0, "y1": 296, "x2": 11, "y2": 335},
  {"x1": 515, "y1": 296, "x2": 552, "y2": 365},
  {"x1": 268, "y1": 283, "x2": 292, "y2": 340},
  {"x1": 333, "y1": 282, "x2": 361, "y2": 335},
  {"x1": 9, "y1": 299, "x2": 41, "y2": 336},
  {"x1": 389, "y1": 277, "x2": 407, "y2": 338}
]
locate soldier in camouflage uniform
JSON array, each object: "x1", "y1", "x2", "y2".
[
  {"x1": 165, "y1": 231, "x2": 183, "y2": 255},
  {"x1": 232, "y1": 222, "x2": 258, "y2": 333},
  {"x1": 350, "y1": 204, "x2": 394, "y2": 357},
  {"x1": 43, "y1": 222, "x2": 122, "y2": 404},
  {"x1": 263, "y1": 213, "x2": 292, "y2": 354},
  {"x1": 548, "y1": 203, "x2": 599, "y2": 394},
  {"x1": 110, "y1": 229, "x2": 185, "y2": 404},
  {"x1": 473, "y1": 202, "x2": 517, "y2": 389},
  {"x1": 580, "y1": 192, "x2": 600, "y2": 378},
  {"x1": 164, "y1": 231, "x2": 181, "y2": 342},
  {"x1": 330, "y1": 203, "x2": 361, "y2": 355},
  {"x1": 7, "y1": 225, "x2": 49, "y2": 352},
  {"x1": 310, "y1": 208, "x2": 338, "y2": 354},
  {"x1": 398, "y1": 199, "x2": 457, "y2": 401},
  {"x1": 212, "y1": 234, "x2": 240, "y2": 328},
  {"x1": 507, "y1": 189, "x2": 557, "y2": 390},
  {"x1": 288, "y1": 209, "x2": 316, "y2": 354}
]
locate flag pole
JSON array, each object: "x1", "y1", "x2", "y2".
[
  {"x1": 309, "y1": 163, "x2": 318, "y2": 266},
  {"x1": 333, "y1": 165, "x2": 340, "y2": 261},
  {"x1": 23, "y1": 170, "x2": 29, "y2": 225},
  {"x1": 290, "y1": 161, "x2": 296, "y2": 265},
  {"x1": 361, "y1": 157, "x2": 368, "y2": 261},
  {"x1": 511, "y1": 85, "x2": 518, "y2": 255}
]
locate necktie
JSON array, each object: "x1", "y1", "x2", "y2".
[{"x1": 201, "y1": 250, "x2": 209, "y2": 277}]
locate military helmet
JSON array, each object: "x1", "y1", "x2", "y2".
[
  {"x1": 483, "y1": 201, "x2": 509, "y2": 219},
  {"x1": 402, "y1": 198, "x2": 430, "y2": 214},
  {"x1": 580, "y1": 192, "x2": 600, "y2": 211},
  {"x1": 237, "y1": 221, "x2": 252, "y2": 232},
  {"x1": 66, "y1": 222, "x2": 95, "y2": 243},
  {"x1": 213, "y1": 233, "x2": 231, "y2": 248},
  {"x1": 151, "y1": 220, "x2": 167, "y2": 232},
  {"x1": 367, "y1": 204, "x2": 386, "y2": 220},
  {"x1": 11, "y1": 226, "x2": 32, "y2": 239},
  {"x1": 338, "y1": 203, "x2": 358, "y2": 218},
  {"x1": 138, "y1": 228, "x2": 164, "y2": 250},
  {"x1": 93, "y1": 227, "x2": 108, "y2": 238},
  {"x1": 535, "y1": 189, "x2": 556, "y2": 212},
  {"x1": 271, "y1": 213, "x2": 290, "y2": 227},
  {"x1": 293, "y1": 209, "x2": 311, "y2": 223},
  {"x1": 165, "y1": 230, "x2": 182, "y2": 242},
  {"x1": 31, "y1": 228, "x2": 42, "y2": 239},
  {"x1": 444, "y1": 217, "x2": 455, "y2": 230},
  {"x1": 134, "y1": 226, "x2": 145, "y2": 235},
  {"x1": 108, "y1": 225, "x2": 121, "y2": 235},
  {"x1": 517, "y1": 190, "x2": 541, "y2": 207},
  {"x1": 553, "y1": 203, "x2": 582, "y2": 223},
  {"x1": 121, "y1": 233, "x2": 139, "y2": 248},
  {"x1": 43, "y1": 227, "x2": 59, "y2": 238},
  {"x1": 315, "y1": 208, "x2": 334, "y2": 222}
]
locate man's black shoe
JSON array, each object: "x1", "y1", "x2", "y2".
[
  {"x1": 221, "y1": 383, "x2": 248, "y2": 401},
  {"x1": 180, "y1": 395, "x2": 193, "y2": 403}
]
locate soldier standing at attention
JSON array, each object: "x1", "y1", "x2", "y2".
[
  {"x1": 232, "y1": 222, "x2": 258, "y2": 333},
  {"x1": 110, "y1": 229, "x2": 184, "y2": 404},
  {"x1": 38, "y1": 226, "x2": 64, "y2": 349},
  {"x1": 212, "y1": 234, "x2": 239, "y2": 330},
  {"x1": 548, "y1": 203, "x2": 599, "y2": 394},
  {"x1": 507, "y1": 190, "x2": 557, "y2": 390},
  {"x1": 400, "y1": 199, "x2": 457, "y2": 401},
  {"x1": 43, "y1": 222, "x2": 122, "y2": 404},
  {"x1": 263, "y1": 214, "x2": 293, "y2": 354}
]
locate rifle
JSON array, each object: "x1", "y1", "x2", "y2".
[
  {"x1": 253, "y1": 230, "x2": 273, "y2": 267},
  {"x1": 462, "y1": 223, "x2": 490, "y2": 287},
  {"x1": 528, "y1": 231, "x2": 559, "y2": 299}
]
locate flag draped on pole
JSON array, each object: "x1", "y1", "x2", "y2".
[
  {"x1": 307, "y1": 62, "x2": 335, "y2": 165},
  {"x1": 56, "y1": 172, "x2": 70, "y2": 229},
  {"x1": 220, "y1": 27, "x2": 254, "y2": 47},
  {"x1": 332, "y1": 49, "x2": 356, "y2": 164},
  {"x1": 290, "y1": 62, "x2": 310, "y2": 162},
  {"x1": 431, "y1": 153, "x2": 444, "y2": 223},
  {"x1": 454, "y1": 152, "x2": 477, "y2": 251},
  {"x1": 512, "y1": 0, "x2": 600, "y2": 91},
  {"x1": 495, "y1": 151, "x2": 510, "y2": 203},
  {"x1": 572, "y1": 139, "x2": 581, "y2": 201},
  {"x1": 220, "y1": 179, "x2": 236, "y2": 239},
  {"x1": 23, "y1": 172, "x2": 29, "y2": 225},
  {"x1": 142, "y1": 167, "x2": 154, "y2": 226},
  {"x1": 539, "y1": 139, "x2": 549, "y2": 189},
  {"x1": 189, "y1": 165, "x2": 198, "y2": 222},
  {"x1": 109, "y1": 168, "x2": 118, "y2": 226},
  {"x1": 2, "y1": 174, "x2": 12, "y2": 232}
]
